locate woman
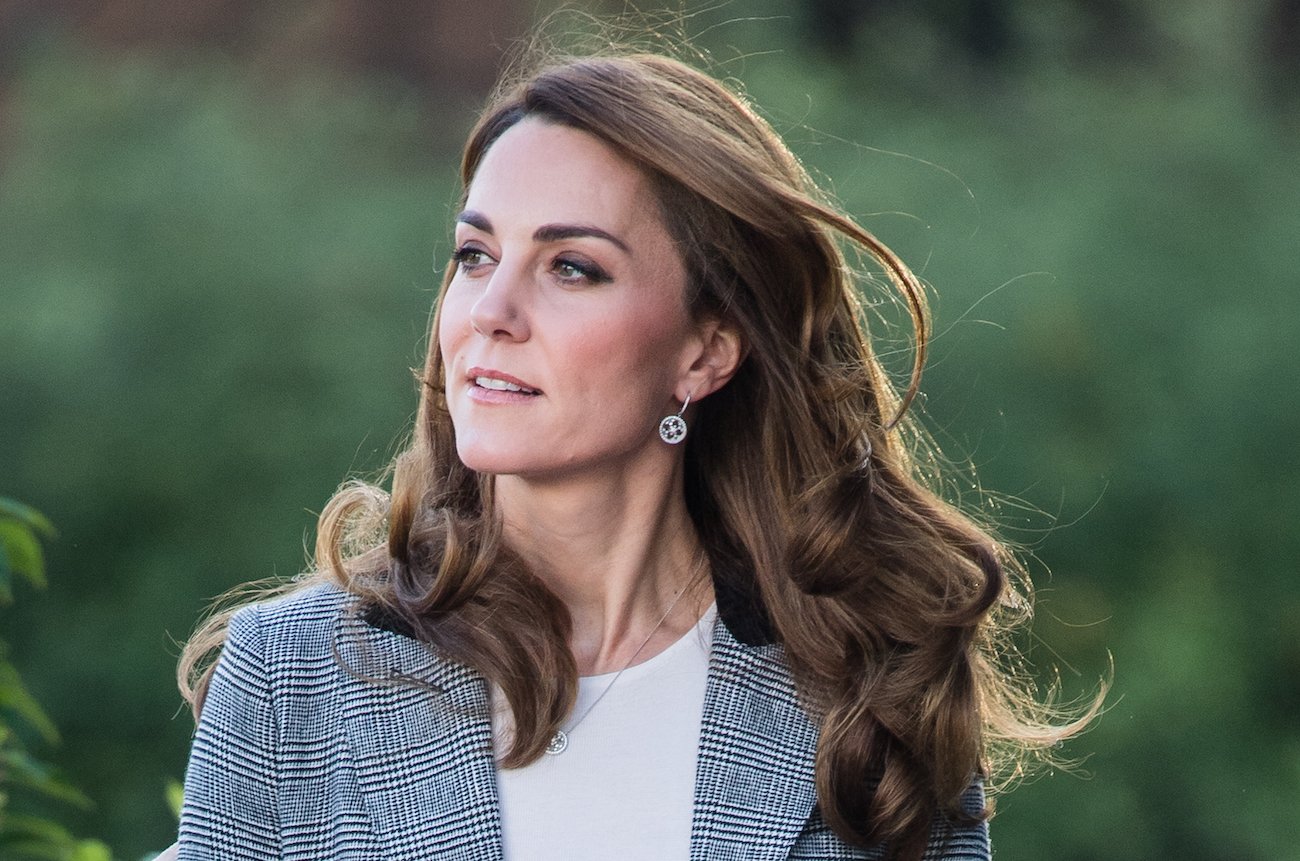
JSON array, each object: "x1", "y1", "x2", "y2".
[{"x1": 176, "y1": 48, "x2": 1091, "y2": 861}]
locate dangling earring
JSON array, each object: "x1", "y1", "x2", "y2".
[{"x1": 658, "y1": 392, "x2": 691, "y2": 444}]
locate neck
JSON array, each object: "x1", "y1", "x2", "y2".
[{"x1": 494, "y1": 456, "x2": 712, "y2": 675}]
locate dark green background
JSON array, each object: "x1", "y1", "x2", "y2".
[{"x1": 2, "y1": 1, "x2": 1297, "y2": 857}]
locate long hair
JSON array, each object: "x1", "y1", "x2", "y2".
[{"x1": 180, "y1": 50, "x2": 1097, "y2": 861}]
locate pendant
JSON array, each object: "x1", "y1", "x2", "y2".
[{"x1": 546, "y1": 730, "x2": 568, "y2": 755}]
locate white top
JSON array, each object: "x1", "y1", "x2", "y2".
[{"x1": 493, "y1": 605, "x2": 716, "y2": 861}]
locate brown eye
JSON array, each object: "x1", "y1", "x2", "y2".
[
  {"x1": 452, "y1": 246, "x2": 492, "y2": 271},
  {"x1": 552, "y1": 256, "x2": 611, "y2": 285}
]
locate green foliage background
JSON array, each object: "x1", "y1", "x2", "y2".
[{"x1": 2, "y1": 1, "x2": 1297, "y2": 857}]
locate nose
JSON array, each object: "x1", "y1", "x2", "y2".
[{"x1": 468, "y1": 261, "x2": 530, "y2": 341}]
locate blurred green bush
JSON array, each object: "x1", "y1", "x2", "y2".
[
  {"x1": 0, "y1": 37, "x2": 451, "y2": 853},
  {"x1": 1, "y1": 498, "x2": 113, "y2": 859}
]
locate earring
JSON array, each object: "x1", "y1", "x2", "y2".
[{"x1": 658, "y1": 392, "x2": 691, "y2": 444}]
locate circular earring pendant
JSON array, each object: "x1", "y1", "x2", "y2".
[{"x1": 659, "y1": 414, "x2": 687, "y2": 444}]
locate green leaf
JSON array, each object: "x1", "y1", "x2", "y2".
[
  {"x1": 0, "y1": 499, "x2": 56, "y2": 538},
  {"x1": 164, "y1": 779, "x2": 184, "y2": 819},
  {"x1": 0, "y1": 815, "x2": 111, "y2": 859},
  {"x1": 0, "y1": 810, "x2": 77, "y2": 845},
  {"x1": 0, "y1": 750, "x2": 94, "y2": 808},
  {"x1": 0, "y1": 521, "x2": 47, "y2": 589},
  {"x1": 69, "y1": 839, "x2": 114, "y2": 861},
  {"x1": 0, "y1": 663, "x2": 61, "y2": 744}
]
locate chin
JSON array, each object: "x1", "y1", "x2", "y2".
[
  {"x1": 456, "y1": 441, "x2": 600, "y2": 482},
  {"x1": 455, "y1": 446, "x2": 517, "y2": 476},
  {"x1": 454, "y1": 437, "x2": 549, "y2": 477}
]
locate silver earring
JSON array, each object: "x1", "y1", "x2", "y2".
[{"x1": 658, "y1": 392, "x2": 691, "y2": 444}]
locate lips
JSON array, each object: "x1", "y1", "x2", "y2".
[{"x1": 466, "y1": 367, "x2": 542, "y2": 396}]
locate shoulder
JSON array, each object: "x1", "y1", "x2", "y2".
[
  {"x1": 225, "y1": 581, "x2": 356, "y2": 664},
  {"x1": 231, "y1": 579, "x2": 355, "y2": 632},
  {"x1": 201, "y1": 583, "x2": 355, "y2": 712},
  {"x1": 207, "y1": 582, "x2": 368, "y2": 711},
  {"x1": 221, "y1": 581, "x2": 457, "y2": 695}
]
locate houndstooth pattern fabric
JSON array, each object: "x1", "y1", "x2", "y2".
[{"x1": 178, "y1": 584, "x2": 990, "y2": 860}]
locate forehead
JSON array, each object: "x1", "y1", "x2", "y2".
[{"x1": 464, "y1": 118, "x2": 659, "y2": 238}]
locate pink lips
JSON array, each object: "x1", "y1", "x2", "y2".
[{"x1": 466, "y1": 366, "x2": 542, "y2": 404}]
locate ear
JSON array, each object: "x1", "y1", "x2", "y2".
[{"x1": 676, "y1": 317, "x2": 745, "y2": 402}]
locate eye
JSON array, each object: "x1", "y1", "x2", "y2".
[
  {"x1": 452, "y1": 244, "x2": 493, "y2": 272},
  {"x1": 552, "y1": 255, "x2": 611, "y2": 285}
]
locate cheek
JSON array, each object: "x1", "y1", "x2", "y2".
[
  {"x1": 436, "y1": 290, "x2": 471, "y2": 365},
  {"x1": 568, "y1": 306, "x2": 687, "y2": 407}
]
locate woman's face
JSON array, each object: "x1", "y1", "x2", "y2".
[{"x1": 438, "y1": 117, "x2": 702, "y2": 480}]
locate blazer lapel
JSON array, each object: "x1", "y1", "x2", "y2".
[
  {"x1": 337, "y1": 612, "x2": 504, "y2": 861},
  {"x1": 690, "y1": 618, "x2": 821, "y2": 861}
]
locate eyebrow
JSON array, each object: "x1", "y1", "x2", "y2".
[{"x1": 456, "y1": 210, "x2": 631, "y2": 254}]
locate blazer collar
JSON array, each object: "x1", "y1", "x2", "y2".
[{"x1": 341, "y1": 605, "x2": 820, "y2": 860}]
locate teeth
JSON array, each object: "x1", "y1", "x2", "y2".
[{"x1": 475, "y1": 376, "x2": 534, "y2": 393}]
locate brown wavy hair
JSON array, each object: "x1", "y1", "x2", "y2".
[{"x1": 180, "y1": 49, "x2": 1098, "y2": 861}]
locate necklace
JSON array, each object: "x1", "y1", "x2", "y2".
[{"x1": 545, "y1": 569, "x2": 702, "y2": 755}]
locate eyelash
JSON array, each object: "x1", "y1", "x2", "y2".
[{"x1": 451, "y1": 245, "x2": 612, "y2": 285}]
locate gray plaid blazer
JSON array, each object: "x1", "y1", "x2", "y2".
[{"x1": 178, "y1": 584, "x2": 990, "y2": 860}]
